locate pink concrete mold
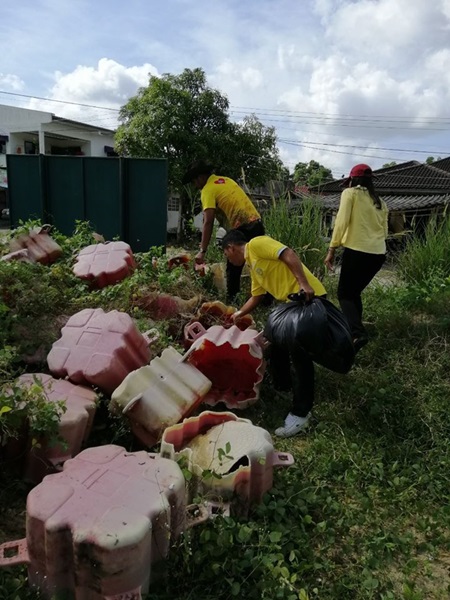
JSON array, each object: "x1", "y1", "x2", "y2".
[
  {"x1": 0, "y1": 444, "x2": 203, "y2": 600},
  {"x1": 110, "y1": 346, "x2": 212, "y2": 447},
  {"x1": 9, "y1": 226, "x2": 62, "y2": 265},
  {"x1": 73, "y1": 241, "x2": 137, "y2": 288},
  {"x1": 16, "y1": 374, "x2": 98, "y2": 483},
  {"x1": 0, "y1": 248, "x2": 35, "y2": 263},
  {"x1": 161, "y1": 411, "x2": 294, "y2": 514},
  {"x1": 183, "y1": 302, "x2": 254, "y2": 345},
  {"x1": 184, "y1": 322, "x2": 266, "y2": 409},
  {"x1": 47, "y1": 308, "x2": 153, "y2": 394},
  {"x1": 167, "y1": 253, "x2": 191, "y2": 270}
]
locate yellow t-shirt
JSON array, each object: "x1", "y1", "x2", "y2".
[
  {"x1": 201, "y1": 174, "x2": 260, "y2": 230},
  {"x1": 330, "y1": 186, "x2": 389, "y2": 254},
  {"x1": 245, "y1": 236, "x2": 327, "y2": 300}
]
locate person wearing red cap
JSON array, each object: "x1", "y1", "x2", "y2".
[{"x1": 324, "y1": 164, "x2": 388, "y2": 352}]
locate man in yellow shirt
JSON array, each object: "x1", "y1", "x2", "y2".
[
  {"x1": 222, "y1": 230, "x2": 326, "y2": 438},
  {"x1": 182, "y1": 160, "x2": 264, "y2": 300}
]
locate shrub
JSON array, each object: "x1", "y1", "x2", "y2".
[
  {"x1": 397, "y1": 214, "x2": 450, "y2": 286},
  {"x1": 263, "y1": 196, "x2": 327, "y2": 276}
]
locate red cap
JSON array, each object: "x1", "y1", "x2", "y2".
[
  {"x1": 349, "y1": 164, "x2": 374, "y2": 178},
  {"x1": 340, "y1": 163, "x2": 376, "y2": 187}
]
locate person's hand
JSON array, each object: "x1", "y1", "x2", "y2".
[
  {"x1": 231, "y1": 310, "x2": 243, "y2": 324},
  {"x1": 324, "y1": 249, "x2": 335, "y2": 272},
  {"x1": 300, "y1": 283, "x2": 315, "y2": 302},
  {"x1": 195, "y1": 250, "x2": 206, "y2": 265}
]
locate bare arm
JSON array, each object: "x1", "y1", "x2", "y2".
[
  {"x1": 279, "y1": 248, "x2": 315, "y2": 301},
  {"x1": 195, "y1": 208, "x2": 215, "y2": 264},
  {"x1": 232, "y1": 294, "x2": 265, "y2": 321}
]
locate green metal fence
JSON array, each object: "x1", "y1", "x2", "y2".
[{"x1": 7, "y1": 155, "x2": 168, "y2": 251}]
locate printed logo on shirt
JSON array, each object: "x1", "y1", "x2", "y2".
[{"x1": 214, "y1": 178, "x2": 226, "y2": 184}]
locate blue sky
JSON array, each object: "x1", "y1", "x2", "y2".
[{"x1": 1, "y1": 0, "x2": 450, "y2": 177}]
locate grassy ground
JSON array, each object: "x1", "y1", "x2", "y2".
[{"x1": 0, "y1": 220, "x2": 449, "y2": 600}]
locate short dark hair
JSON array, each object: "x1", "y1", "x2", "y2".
[
  {"x1": 221, "y1": 229, "x2": 247, "y2": 249},
  {"x1": 182, "y1": 159, "x2": 214, "y2": 184}
]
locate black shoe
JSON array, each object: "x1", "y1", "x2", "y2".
[{"x1": 353, "y1": 337, "x2": 369, "y2": 353}]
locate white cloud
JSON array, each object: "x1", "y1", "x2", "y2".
[
  {"x1": 0, "y1": 73, "x2": 25, "y2": 92},
  {"x1": 3, "y1": 1, "x2": 450, "y2": 175},
  {"x1": 27, "y1": 59, "x2": 159, "y2": 129}
]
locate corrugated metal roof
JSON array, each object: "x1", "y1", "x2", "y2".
[
  {"x1": 306, "y1": 193, "x2": 450, "y2": 211},
  {"x1": 374, "y1": 160, "x2": 421, "y2": 174},
  {"x1": 309, "y1": 159, "x2": 450, "y2": 194},
  {"x1": 433, "y1": 157, "x2": 450, "y2": 173}
]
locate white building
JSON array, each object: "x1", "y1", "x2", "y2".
[
  {"x1": 0, "y1": 104, "x2": 116, "y2": 218},
  {"x1": 0, "y1": 104, "x2": 116, "y2": 171}
]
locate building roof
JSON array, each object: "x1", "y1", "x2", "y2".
[
  {"x1": 306, "y1": 158, "x2": 450, "y2": 212},
  {"x1": 310, "y1": 160, "x2": 450, "y2": 194},
  {"x1": 52, "y1": 116, "x2": 115, "y2": 135},
  {"x1": 432, "y1": 157, "x2": 450, "y2": 173},
  {"x1": 312, "y1": 192, "x2": 450, "y2": 212}
]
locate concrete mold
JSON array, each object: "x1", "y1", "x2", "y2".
[
  {"x1": 110, "y1": 346, "x2": 211, "y2": 447},
  {"x1": 160, "y1": 411, "x2": 294, "y2": 513},
  {"x1": 184, "y1": 323, "x2": 266, "y2": 409},
  {"x1": 9, "y1": 226, "x2": 62, "y2": 265},
  {"x1": 73, "y1": 241, "x2": 136, "y2": 288},
  {"x1": 47, "y1": 308, "x2": 153, "y2": 394},
  {"x1": 0, "y1": 445, "x2": 203, "y2": 599},
  {"x1": 16, "y1": 373, "x2": 98, "y2": 483}
]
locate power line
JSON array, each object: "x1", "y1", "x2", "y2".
[
  {"x1": 3, "y1": 90, "x2": 450, "y2": 128},
  {"x1": 0, "y1": 90, "x2": 120, "y2": 112},
  {"x1": 278, "y1": 138, "x2": 450, "y2": 156},
  {"x1": 1, "y1": 89, "x2": 449, "y2": 164},
  {"x1": 229, "y1": 105, "x2": 450, "y2": 123}
]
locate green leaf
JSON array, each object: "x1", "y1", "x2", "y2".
[
  {"x1": 231, "y1": 581, "x2": 240, "y2": 596},
  {"x1": 269, "y1": 531, "x2": 282, "y2": 543}
]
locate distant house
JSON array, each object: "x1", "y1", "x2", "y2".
[
  {"x1": 0, "y1": 104, "x2": 116, "y2": 215},
  {"x1": 303, "y1": 159, "x2": 450, "y2": 237},
  {"x1": 0, "y1": 104, "x2": 116, "y2": 161}
]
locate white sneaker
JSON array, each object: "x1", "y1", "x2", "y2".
[{"x1": 274, "y1": 412, "x2": 311, "y2": 438}]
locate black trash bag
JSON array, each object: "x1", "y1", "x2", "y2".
[
  {"x1": 264, "y1": 293, "x2": 329, "y2": 356},
  {"x1": 311, "y1": 297, "x2": 355, "y2": 374},
  {"x1": 264, "y1": 294, "x2": 355, "y2": 374}
]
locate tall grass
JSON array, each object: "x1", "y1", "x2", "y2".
[
  {"x1": 263, "y1": 194, "x2": 328, "y2": 276},
  {"x1": 397, "y1": 213, "x2": 450, "y2": 285}
]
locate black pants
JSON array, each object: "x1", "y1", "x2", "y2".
[
  {"x1": 226, "y1": 219, "x2": 265, "y2": 301},
  {"x1": 269, "y1": 343, "x2": 314, "y2": 418},
  {"x1": 337, "y1": 248, "x2": 385, "y2": 339}
]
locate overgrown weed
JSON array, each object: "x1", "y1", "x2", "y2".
[
  {"x1": 263, "y1": 195, "x2": 328, "y2": 277},
  {"x1": 0, "y1": 218, "x2": 449, "y2": 599},
  {"x1": 397, "y1": 214, "x2": 450, "y2": 286}
]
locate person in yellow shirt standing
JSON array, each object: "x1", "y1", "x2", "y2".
[
  {"x1": 324, "y1": 164, "x2": 389, "y2": 352},
  {"x1": 182, "y1": 160, "x2": 264, "y2": 301},
  {"x1": 222, "y1": 230, "x2": 326, "y2": 438}
]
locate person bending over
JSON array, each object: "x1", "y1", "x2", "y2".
[
  {"x1": 222, "y1": 230, "x2": 327, "y2": 438},
  {"x1": 182, "y1": 159, "x2": 264, "y2": 301}
]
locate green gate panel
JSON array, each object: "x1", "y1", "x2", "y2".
[
  {"x1": 7, "y1": 155, "x2": 44, "y2": 227},
  {"x1": 84, "y1": 158, "x2": 122, "y2": 240},
  {"x1": 125, "y1": 158, "x2": 167, "y2": 252},
  {"x1": 7, "y1": 155, "x2": 168, "y2": 250},
  {"x1": 46, "y1": 157, "x2": 84, "y2": 235}
]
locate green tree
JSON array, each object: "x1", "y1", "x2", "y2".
[
  {"x1": 292, "y1": 160, "x2": 333, "y2": 188},
  {"x1": 425, "y1": 156, "x2": 442, "y2": 164},
  {"x1": 115, "y1": 68, "x2": 282, "y2": 190},
  {"x1": 382, "y1": 161, "x2": 397, "y2": 168}
]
